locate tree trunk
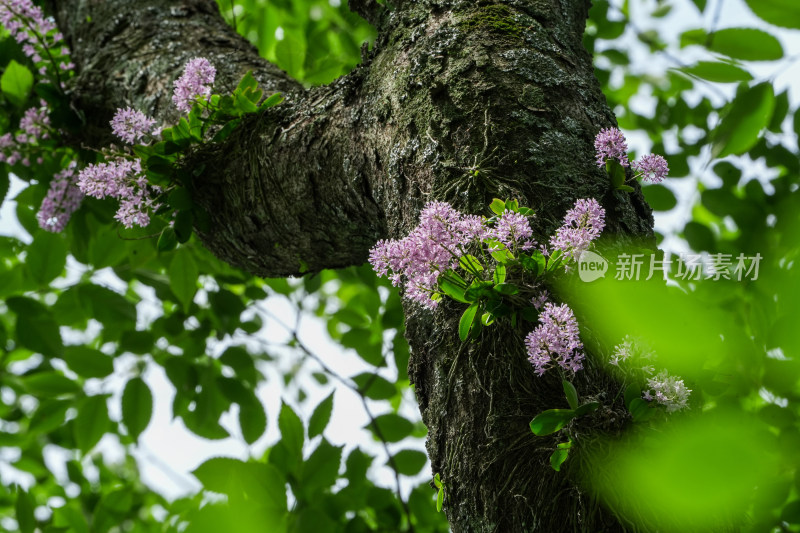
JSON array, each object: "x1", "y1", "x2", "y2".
[{"x1": 52, "y1": 0, "x2": 655, "y2": 530}]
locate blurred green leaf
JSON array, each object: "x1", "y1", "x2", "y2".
[
  {"x1": 744, "y1": 0, "x2": 800, "y2": 29},
  {"x1": 712, "y1": 82, "x2": 775, "y2": 158},
  {"x1": 389, "y1": 449, "x2": 427, "y2": 476},
  {"x1": 1, "y1": 60, "x2": 33, "y2": 107},
  {"x1": 122, "y1": 377, "x2": 153, "y2": 441},
  {"x1": 707, "y1": 28, "x2": 783, "y2": 61},
  {"x1": 74, "y1": 395, "x2": 111, "y2": 453}
]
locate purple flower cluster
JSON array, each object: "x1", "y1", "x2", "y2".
[
  {"x1": 594, "y1": 127, "x2": 629, "y2": 167},
  {"x1": 172, "y1": 57, "x2": 216, "y2": 113},
  {"x1": 37, "y1": 162, "x2": 83, "y2": 232},
  {"x1": 369, "y1": 201, "x2": 484, "y2": 309},
  {"x1": 643, "y1": 370, "x2": 691, "y2": 412},
  {"x1": 110, "y1": 107, "x2": 157, "y2": 145},
  {"x1": 525, "y1": 302, "x2": 584, "y2": 376},
  {"x1": 491, "y1": 211, "x2": 535, "y2": 251},
  {"x1": 20, "y1": 105, "x2": 50, "y2": 140},
  {"x1": 531, "y1": 290, "x2": 549, "y2": 311},
  {"x1": 549, "y1": 198, "x2": 606, "y2": 261},
  {"x1": 0, "y1": 101, "x2": 50, "y2": 166},
  {"x1": 632, "y1": 153, "x2": 669, "y2": 183},
  {"x1": 77, "y1": 158, "x2": 162, "y2": 228},
  {"x1": 0, "y1": 0, "x2": 73, "y2": 79}
]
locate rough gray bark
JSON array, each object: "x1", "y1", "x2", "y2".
[{"x1": 52, "y1": 0, "x2": 655, "y2": 530}]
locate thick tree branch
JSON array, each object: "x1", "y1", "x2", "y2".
[{"x1": 54, "y1": 0, "x2": 655, "y2": 530}]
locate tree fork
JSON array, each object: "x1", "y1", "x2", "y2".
[{"x1": 52, "y1": 0, "x2": 655, "y2": 530}]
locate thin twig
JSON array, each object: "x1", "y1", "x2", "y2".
[{"x1": 257, "y1": 304, "x2": 417, "y2": 532}]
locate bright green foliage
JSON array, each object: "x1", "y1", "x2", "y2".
[{"x1": 217, "y1": 0, "x2": 376, "y2": 85}]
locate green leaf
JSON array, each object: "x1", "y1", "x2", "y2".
[
  {"x1": 550, "y1": 447, "x2": 570, "y2": 472},
  {"x1": 6, "y1": 296, "x2": 63, "y2": 357},
  {"x1": 119, "y1": 330, "x2": 155, "y2": 355},
  {"x1": 745, "y1": 0, "x2": 800, "y2": 29},
  {"x1": 680, "y1": 28, "x2": 708, "y2": 48},
  {"x1": 712, "y1": 82, "x2": 775, "y2": 158},
  {"x1": 707, "y1": 28, "x2": 783, "y2": 61},
  {"x1": 308, "y1": 392, "x2": 334, "y2": 438},
  {"x1": 23, "y1": 372, "x2": 79, "y2": 397},
  {"x1": 74, "y1": 395, "x2": 111, "y2": 453},
  {"x1": 353, "y1": 373, "x2": 396, "y2": 400},
  {"x1": 157, "y1": 226, "x2": 178, "y2": 252},
  {"x1": 62, "y1": 346, "x2": 114, "y2": 378},
  {"x1": 261, "y1": 92, "x2": 284, "y2": 109},
  {"x1": 489, "y1": 198, "x2": 506, "y2": 215},
  {"x1": 236, "y1": 71, "x2": 259, "y2": 93},
  {"x1": 211, "y1": 118, "x2": 241, "y2": 142},
  {"x1": 492, "y1": 263, "x2": 506, "y2": 284},
  {"x1": 238, "y1": 393, "x2": 267, "y2": 445},
  {"x1": 679, "y1": 61, "x2": 753, "y2": 83},
  {"x1": 168, "y1": 188, "x2": 193, "y2": 211},
  {"x1": 76, "y1": 285, "x2": 137, "y2": 336},
  {"x1": 529, "y1": 409, "x2": 576, "y2": 436},
  {"x1": 458, "y1": 254, "x2": 483, "y2": 274},
  {"x1": 624, "y1": 384, "x2": 642, "y2": 410},
  {"x1": 493, "y1": 283, "x2": 519, "y2": 295},
  {"x1": 367, "y1": 413, "x2": 413, "y2": 443},
  {"x1": 15, "y1": 487, "x2": 35, "y2": 533},
  {"x1": 436, "y1": 486, "x2": 444, "y2": 512},
  {"x1": 433, "y1": 473, "x2": 442, "y2": 489},
  {"x1": 464, "y1": 280, "x2": 493, "y2": 302},
  {"x1": 279, "y1": 401, "x2": 304, "y2": 455},
  {"x1": 300, "y1": 439, "x2": 342, "y2": 496},
  {"x1": 26, "y1": 231, "x2": 68, "y2": 286},
  {"x1": 275, "y1": 31, "x2": 306, "y2": 79},
  {"x1": 122, "y1": 377, "x2": 153, "y2": 440},
  {"x1": 606, "y1": 159, "x2": 626, "y2": 188},
  {"x1": 458, "y1": 303, "x2": 480, "y2": 342},
  {"x1": 234, "y1": 91, "x2": 259, "y2": 113},
  {"x1": 643, "y1": 184, "x2": 678, "y2": 211},
  {"x1": 193, "y1": 457, "x2": 247, "y2": 494},
  {"x1": 1, "y1": 60, "x2": 33, "y2": 107},
  {"x1": 574, "y1": 402, "x2": 600, "y2": 417},
  {"x1": 490, "y1": 247, "x2": 514, "y2": 264},
  {"x1": 629, "y1": 398, "x2": 655, "y2": 422},
  {"x1": 219, "y1": 346, "x2": 258, "y2": 385},
  {"x1": 439, "y1": 271, "x2": 469, "y2": 304},
  {"x1": 169, "y1": 248, "x2": 198, "y2": 313},
  {"x1": 562, "y1": 380, "x2": 579, "y2": 410},
  {"x1": 389, "y1": 449, "x2": 428, "y2": 476}
]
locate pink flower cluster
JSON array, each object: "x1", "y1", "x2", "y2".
[
  {"x1": 549, "y1": 198, "x2": 606, "y2": 261},
  {"x1": 594, "y1": 127, "x2": 629, "y2": 167},
  {"x1": 77, "y1": 158, "x2": 162, "y2": 228},
  {"x1": 525, "y1": 302, "x2": 584, "y2": 375},
  {"x1": 491, "y1": 211, "x2": 535, "y2": 251},
  {"x1": 110, "y1": 107, "x2": 157, "y2": 145},
  {"x1": 37, "y1": 162, "x2": 83, "y2": 233},
  {"x1": 643, "y1": 370, "x2": 691, "y2": 412},
  {"x1": 594, "y1": 128, "x2": 669, "y2": 183},
  {"x1": 0, "y1": 101, "x2": 50, "y2": 166},
  {"x1": 0, "y1": 0, "x2": 74, "y2": 78},
  {"x1": 172, "y1": 57, "x2": 216, "y2": 113},
  {"x1": 632, "y1": 153, "x2": 669, "y2": 183},
  {"x1": 369, "y1": 201, "x2": 485, "y2": 309}
]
